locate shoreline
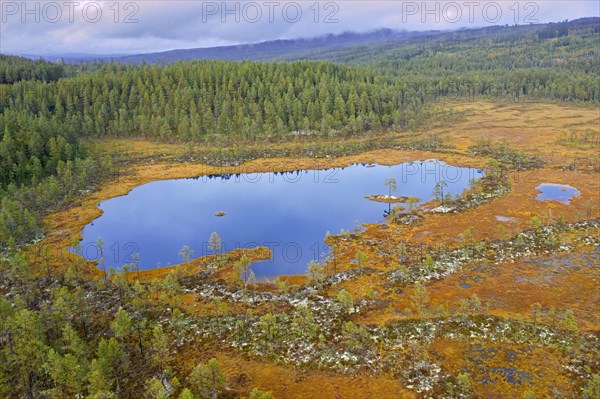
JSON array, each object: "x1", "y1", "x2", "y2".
[{"x1": 32, "y1": 148, "x2": 486, "y2": 279}]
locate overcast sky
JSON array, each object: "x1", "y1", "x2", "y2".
[{"x1": 1, "y1": 1, "x2": 598, "y2": 55}]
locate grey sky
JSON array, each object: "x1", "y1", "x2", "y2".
[{"x1": 1, "y1": 1, "x2": 598, "y2": 55}]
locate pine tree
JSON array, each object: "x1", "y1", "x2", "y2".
[{"x1": 188, "y1": 358, "x2": 225, "y2": 399}]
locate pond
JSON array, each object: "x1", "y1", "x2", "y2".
[
  {"x1": 75, "y1": 160, "x2": 483, "y2": 277},
  {"x1": 496, "y1": 215, "x2": 517, "y2": 222},
  {"x1": 535, "y1": 183, "x2": 580, "y2": 204}
]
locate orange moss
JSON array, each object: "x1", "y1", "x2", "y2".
[
  {"x1": 128, "y1": 247, "x2": 272, "y2": 283},
  {"x1": 177, "y1": 351, "x2": 416, "y2": 399},
  {"x1": 430, "y1": 339, "x2": 575, "y2": 398}
]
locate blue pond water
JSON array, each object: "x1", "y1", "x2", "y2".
[
  {"x1": 535, "y1": 183, "x2": 580, "y2": 204},
  {"x1": 76, "y1": 160, "x2": 483, "y2": 277}
]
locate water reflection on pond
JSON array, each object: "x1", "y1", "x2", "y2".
[
  {"x1": 76, "y1": 160, "x2": 483, "y2": 277},
  {"x1": 535, "y1": 183, "x2": 580, "y2": 204}
]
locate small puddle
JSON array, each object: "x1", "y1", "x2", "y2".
[
  {"x1": 535, "y1": 183, "x2": 580, "y2": 204},
  {"x1": 496, "y1": 216, "x2": 516, "y2": 222}
]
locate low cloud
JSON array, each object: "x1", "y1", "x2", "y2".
[{"x1": 1, "y1": 1, "x2": 598, "y2": 55}]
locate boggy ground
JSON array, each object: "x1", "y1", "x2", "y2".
[{"x1": 33, "y1": 101, "x2": 599, "y2": 398}]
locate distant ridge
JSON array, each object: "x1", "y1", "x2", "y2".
[
  {"x1": 114, "y1": 28, "x2": 440, "y2": 64},
  {"x1": 20, "y1": 17, "x2": 600, "y2": 64},
  {"x1": 116, "y1": 29, "x2": 432, "y2": 63},
  {"x1": 23, "y1": 28, "x2": 437, "y2": 64}
]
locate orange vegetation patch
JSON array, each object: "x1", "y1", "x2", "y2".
[
  {"x1": 351, "y1": 243, "x2": 599, "y2": 331},
  {"x1": 178, "y1": 296, "x2": 288, "y2": 318},
  {"x1": 431, "y1": 339, "x2": 576, "y2": 398},
  {"x1": 130, "y1": 247, "x2": 272, "y2": 283},
  {"x1": 427, "y1": 248, "x2": 600, "y2": 330},
  {"x1": 177, "y1": 351, "x2": 416, "y2": 399},
  {"x1": 436, "y1": 101, "x2": 600, "y2": 161},
  {"x1": 325, "y1": 272, "x2": 389, "y2": 301}
]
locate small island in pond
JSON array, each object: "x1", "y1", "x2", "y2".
[{"x1": 365, "y1": 194, "x2": 419, "y2": 203}]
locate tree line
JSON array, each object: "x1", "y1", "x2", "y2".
[{"x1": 0, "y1": 55, "x2": 65, "y2": 84}]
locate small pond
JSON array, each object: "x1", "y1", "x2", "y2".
[
  {"x1": 496, "y1": 216, "x2": 516, "y2": 222},
  {"x1": 535, "y1": 183, "x2": 580, "y2": 204},
  {"x1": 75, "y1": 160, "x2": 483, "y2": 277}
]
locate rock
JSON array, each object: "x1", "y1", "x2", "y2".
[{"x1": 430, "y1": 206, "x2": 454, "y2": 213}]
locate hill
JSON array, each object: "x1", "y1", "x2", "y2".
[{"x1": 25, "y1": 18, "x2": 599, "y2": 65}]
